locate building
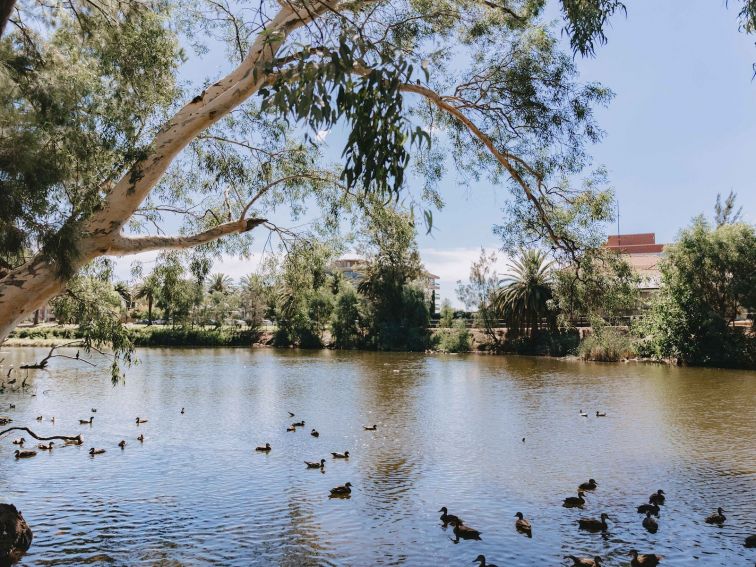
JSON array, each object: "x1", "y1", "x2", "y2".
[
  {"x1": 330, "y1": 256, "x2": 440, "y2": 312},
  {"x1": 605, "y1": 233, "x2": 665, "y2": 299}
]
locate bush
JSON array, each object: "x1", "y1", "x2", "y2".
[
  {"x1": 433, "y1": 320, "x2": 471, "y2": 352},
  {"x1": 578, "y1": 327, "x2": 635, "y2": 362},
  {"x1": 130, "y1": 327, "x2": 259, "y2": 347},
  {"x1": 502, "y1": 328, "x2": 580, "y2": 356}
]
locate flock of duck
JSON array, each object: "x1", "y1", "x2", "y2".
[
  {"x1": 8, "y1": 407, "x2": 152, "y2": 459},
  {"x1": 253, "y1": 411, "x2": 374, "y2": 498},
  {"x1": 5, "y1": 392, "x2": 755, "y2": 565}
]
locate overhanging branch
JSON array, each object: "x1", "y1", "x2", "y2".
[{"x1": 108, "y1": 218, "x2": 266, "y2": 255}]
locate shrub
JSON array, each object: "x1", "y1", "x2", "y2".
[
  {"x1": 578, "y1": 327, "x2": 635, "y2": 362},
  {"x1": 433, "y1": 319, "x2": 471, "y2": 352}
]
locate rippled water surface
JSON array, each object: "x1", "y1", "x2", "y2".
[{"x1": 0, "y1": 347, "x2": 754, "y2": 566}]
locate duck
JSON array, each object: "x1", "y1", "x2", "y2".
[
  {"x1": 439, "y1": 507, "x2": 462, "y2": 525},
  {"x1": 11, "y1": 437, "x2": 25, "y2": 446},
  {"x1": 91, "y1": 408, "x2": 97, "y2": 413},
  {"x1": 577, "y1": 513, "x2": 610, "y2": 532},
  {"x1": 50, "y1": 416, "x2": 55, "y2": 423},
  {"x1": 329, "y1": 482, "x2": 352, "y2": 496},
  {"x1": 14, "y1": 449, "x2": 36, "y2": 459},
  {"x1": 180, "y1": 407, "x2": 185, "y2": 414},
  {"x1": 8, "y1": 403, "x2": 15, "y2": 408},
  {"x1": 363, "y1": 424, "x2": 377, "y2": 431},
  {"x1": 579, "y1": 478, "x2": 598, "y2": 491},
  {"x1": 286, "y1": 427, "x2": 296, "y2": 432},
  {"x1": 37, "y1": 442, "x2": 54, "y2": 451},
  {"x1": 744, "y1": 534, "x2": 756, "y2": 548},
  {"x1": 595, "y1": 411, "x2": 606, "y2": 417},
  {"x1": 305, "y1": 459, "x2": 325, "y2": 469},
  {"x1": 514, "y1": 512, "x2": 532, "y2": 537},
  {"x1": 118, "y1": 440, "x2": 126, "y2": 449},
  {"x1": 629, "y1": 550, "x2": 663, "y2": 566},
  {"x1": 642, "y1": 511, "x2": 658, "y2": 533},
  {"x1": 637, "y1": 503, "x2": 660, "y2": 516},
  {"x1": 704, "y1": 507, "x2": 726, "y2": 525},
  {"x1": 450, "y1": 518, "x2": 481, "y2": 540},
  {"x1": 35, "y1": 415, "x2": 43, "y2": 421},
  {"x1": 566, "y1": 556, "x2": 602, "y2": 567},
  {"x1": 473, "y1": 554, "x2": 498, "y2": 567},
  {"x1": 137, "y1": 434, "x2": 144, "y2": 442},
  {"x1": 135, "y1": 417, "x2": 148, "y2": 424},
  {"x1": 79, "y1": 416, "x2": 94, "y2": 424},
  {"x1": 255, "y1": 443, "x2": 271, "y2": 452},
  {"x1": 649, "y1": 489, "x2": 665, "y2": 506},
  {"x1": 579, "y1": 410, "x2": 588, "y2": 417},
  {"x1": 292, "y1": 420, "x2": 305, "y2": 427},
  {"x1": 64, "y1": 435, "x2": 83, "y2": 445},
  {"x1": 331, "y1": 451, "x2": 349, "y2": 459},
  {"x1": 310, "y1": 429, "x2": 319, "y2": 437},
  {"x1": 563, "y1": 490, "x2": 587, "y2": 508},
  {"x1": 89, "y1": 447, "x2": 106, "y2": 455}
]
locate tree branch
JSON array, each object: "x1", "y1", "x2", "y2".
[
  {"x1": 0, "y1": 426, "x2": 82, "y2": 444},
  {"x1": 107, "y1": 218, "x2": 266, "y2": 255}
]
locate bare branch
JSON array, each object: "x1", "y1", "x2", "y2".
[{"x1": 0, "y1": 426, "x2": 82, "y2": 444}]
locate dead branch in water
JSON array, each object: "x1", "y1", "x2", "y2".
[{"x1": 0, "y1": 426, "x2": 82, "y2": 443}]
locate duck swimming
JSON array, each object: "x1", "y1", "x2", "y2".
[
  {"x1": 331, "y1": 451, "x2": 349, "y2": 459},
  {"x1": 305, "y1": 459, "x2": 325, "y2": 469},
  {"x1": 450, "y1": 518, "x2": 481, "y2": 540},
  {"x1": 118, "y1": 440, "x2": 126, "y2": 449},
  {"x1": 135, "y1": 417, "x2": 148, "y2": 424},
  {"x1": 14, "y1": 449, "x2": 36, "y2": 459},
  {"x1": 363, "y1": 424, "x2": 377, "y2": 431},
  {"x1": 439, "y1": 507, "x2": 462, "y2": 525},
  {"x1": 579, "y1": 479, "x2": 598, "y2": 491},
  {"x1": 578, "y1": 513, "x2": 610, "y2": 532},
  {"x1": 292, "y1": 420, "x2": 305, "y2": 427},
  {"x1": 79, "y1": 417, "x2": 93, "y2": 424},
  {"x1": 473, "y1": 554, "x2": 498, "y2": 567},
  {"x1": 329, "y1": 482, "x2": 352, "y2": 496},
  {"x1": 514, "y1": 512, "x2": 532, "y2": 537},
  {"x1": 563, "y1": 490, "x2": 587, "y2": 508},
  {"x1": 595, "y1": 411, "x2": 606, "y2": 417},
  {"x1": 637, "y1": 503, "x2": 660, "y2": 516},
  {"x1": 37, "y1": 442, "x2": 53, "y2": 451},
  {"x1": 137, "y1": 434, "x2": 144, "y2": 442},
  {"x1": 704, "y1": 507, "x2": 726, "y2": 525},
  {"x1": 11, "y1": 437, "x2": 25, "y2": 446},
  {"x1": 579, "y1": 410, "x2": 588, "y2": 417},
  {"x1": 648, "y1": 489, "x2": 665, "y2": 506},
  {"x1": 567, "y1": 556, "x2": 602, "y2": 567},
  {"x1": 310, "y1": 429, "x2": 319, "y2": 437},
  {"x1": 629, "y1": 550, "x2": 663, "y2": 566},
  {"x1": 255, "y1": 443, "x2": 271, "y2": 452},
  {"x1": 642, "y1": 511, "x2": 658, "y2": 533},
  {"x1": 89, "y1": 448, "x2": 106, "y2": 455}
]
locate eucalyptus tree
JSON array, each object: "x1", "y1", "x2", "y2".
[{"x1": 3, "y1": 0, "x2": 754, "y2": 358}]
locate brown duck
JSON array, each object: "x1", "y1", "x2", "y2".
[
  {"x1": 305, "y1": 459, "x2": 325, "y2": 469},
  {"x1": 450, "y1": 518, "x2": 481, "y2": 540},
  {"x1": 89, "y1": 448, "x2": 106, "y2": 455},
  {"x1": 439, "y1": 507, "x2": 462, "y2": 525},
  {"x1": 473, "y1": 554, "x2": 498, "y2": 567},
  {"x1": 563, "y1": 490, "x2": 587, "y2": 508},
  {"x1": 704, "y1": 507, "x2": 726, "y2": 525},
  {"x1": 255, "y1": 443, "x2": 271, "y2": 452},
  {"x1": 579, "y1": 479, "x2": 598, "y2": 491},
  {"x1": 310, "y1": 429, "x2": 320, "y2": 437},
  {"x1": 567, "y1": 556, "x2": 602, "y2": 567},
  {"x1": 331, "y1": 451, "x2": 349, "y2": 459},
  {"x1": 329, "y1": 482, "x2": 352, "y2": 496},
  {"x1": 629, "y1": 550, "x2": 663, "y2": 566},
  {"x1": 37, "y1": 442, "x2": 54, "y2": 451},
  {"x1": 514, "y1": 512, "x2": 532, "y2": 537},
  {"x1": 79, "y1": 417, "x2": 94, "y2": 424},
  {"x1": 577, "y1": 513, "x2": 609, "y2": 532},
  {"x1": 14, "y1": 450, "x2": 36, "y2": 459},
  {"x1": 642, "y1": 511, "x2": 658, "y2": 533},
  {"x1": 648, "y1": 489, "x2": 665, "y2": 506}
]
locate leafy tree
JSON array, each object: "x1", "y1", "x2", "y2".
[
  {"x1": 3, "y1": 0, "x2": 755, "y2": 362},
  {"x1": 456, "y1": 249, "x2": 502, "y2": 349},
  {"x1": 135, "y1": 275, "x2": 160, "y2": 325},
  {"x1": 438, "y1": 299, "x2": 455, "y2": 328},
  {"x1": 208, "y1": 273, "x2": 234, "y2": 295},
  {"x1": 714, "y1": 190, "x2": 743, "y2": 227},
  {"x1": 331, "y1": 284, "x2": 363, "y2": 349},
  {"x1": 636, "y1": 217, "x2": 756, "y2": 368}
]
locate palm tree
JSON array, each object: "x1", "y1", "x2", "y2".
[
  {"x1": 208, "y1": 273, "x2": 234, "y2": 295},
  {"x1": 494, "y1": 249, "x2": 555, "y2": 338},
  {"x1": 135, "y1": 275, "x2": 159, "y2": 325}
]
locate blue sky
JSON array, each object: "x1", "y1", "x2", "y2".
[{"x1": 115, "y1": 1, "x2": 756, "y2": 306}]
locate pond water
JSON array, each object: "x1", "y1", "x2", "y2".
[{"x1": 0, "y1": 347, "x2": 754, "y2": 566}]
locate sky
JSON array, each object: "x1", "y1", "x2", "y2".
[{"x1": 113, "y1": 1, "x2": 756, "y2": 307}]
